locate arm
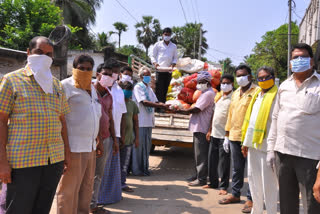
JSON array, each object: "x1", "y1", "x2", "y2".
[
  {"x1": 120, "y1": 114, "x2": 126, "y2": 148},
  {"x1": 175, "y1": 107, "x2": 201, "y2": 115},
  {"x1": 206, "y1": 111, "x2": 214, "y2": 141},
  {"x1": 171, "y1": 45, "x2": 178, "y2": 67},
  {"x1": 133, "y1": 114, "x2": 139, "y2": 148},
  {"x1": 141, "y1": 100, "x2": 169, "y2": 109},
  {"x1": 0, "y1": 112, "x2": 11, "y2": 184},
  {"x1": 151, "y1": 43, "x2": 159, "y2": 67},
  {"x1": 313, "y1": 163, "x2": 320, "y2": 203},
  {"x1": 267, "y1": 93, "x2": 280, "y2": 152},
  {"x1": 60, "y1": 115, "x2": 71, "y2": 172}
]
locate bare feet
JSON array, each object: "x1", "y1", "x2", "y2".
[{"x1": 219, "y1": 189, "x2": 228, "y2": 195}]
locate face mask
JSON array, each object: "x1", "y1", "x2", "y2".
[
  {"x1": 123, "y1": 89, "x2": 133, "y2": 99},
  {"x1": 196, "y1": 83, "x2": 208, "y2": 91},
  {"x1": 99, "y1": 75, "x2": 114, "y2": 88},
  {"x1": 72, "y1": 68, "x2": 93, "y2": 91},
  {"x1": 290, "y1": 57, "x2": 311, "y2": 73},
  {"x1": 236, "y1": 75, "x2": 250, "y2": 87},
  {"x1": 27, "y1": 54, "x2": 53, "y2": 94},
  {"x1": 143, "y1": 76, "x2": 151, "y2": 84},
  {"x1": 112, "y1": 73, "x2": 119, "y2": 81},
  {"x1": 220, "y1": 83, "x2": 233, "y2": 92},
  {"x1": 121, "y1": 74, "x2": 133, "y2": 84},
  {"x1": 163, "y1": 36, "x2": 171, "y2": 42},
  {"x1": 258, "y1": 78, "x2": 274, "y2": 90}
]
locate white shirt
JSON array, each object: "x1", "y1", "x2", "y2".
[
  {"x1": 243, "y1": 92, "x2": 274, "y2": 152},
  {"x1": 111, "y1": 81, "x2": 127, "y2": 137},
  {"x1": 151, "y1": 41, "x2": 178, "y2": 67},
  {"x1": 62, "y1": 77, "x2": 101, "y2": 152},
  {"x1": 133, "y1": 83, "x2": 158, "y2": 127},
  {"x1": 211, "y1": 92, "x2": 232, "y2": 139},
  {"x1": 267, "y1": 72, "x2": 320, "y2": 160}
]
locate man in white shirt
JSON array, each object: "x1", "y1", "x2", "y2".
[
  {"x1": 57, "y1": 54, "x2": 102, "y2": 214},
  {"x1": 151, "y1": 27, "x2": 178, "y2": 105},
  {"x1": 267, "y1": 43, "x2": 320, "y2": 214},
  {"x1": 242, "y1": 67, "x2": 278, "y2": 214}
]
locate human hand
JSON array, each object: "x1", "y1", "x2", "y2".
[
  {"x1": 113, "y1": 140, "x2": 119, "y2": 155},
  {"x1": 96, "y1": 140, "x2": 104, "y2": 158},
  {"x1": 313, "y1": 171, "x2": 320, "y2": 203},
  {"x1": 241, "y1": 146, "x2": 248, "y2": 158},
  {"x1": 63, "y1": 148, "x2": 71, "y2": 173},
  {"x1": 223, "y1": 136, "x2": 230, "y2": 153},
  {"x1": 135, "y1": 139, "x2": 139, "y2": 148},
  {"x1": 0, "y1": 160, "x2": 12, "y2": 184},
  {"x1": 154, "y1": 63, "x2": 160, "y2": 69},
  {"x1": 206, "y1": 132, "x2": 211, "y2": 142},
  {"x1": 266, "y1": 151, "x2": 276, "y2": 171}
]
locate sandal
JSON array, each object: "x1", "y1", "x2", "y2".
[
  {"x1": 122, "y1": 186, "x2": 134, "y2": 192},
  {"x1": 241, "y1": 200, "x2": 253, "y2": 213},
  {"x1": 218, "y1": 195, "x2": 241, "y2": 204},
  {"x1": 90, "y1": 207, "x2": 111, "y2": 214}
]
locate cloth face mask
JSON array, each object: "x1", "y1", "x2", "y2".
[
  {"x1": 196, "y1": 83, "x2": 208, "y2": 91},
  {"x1": 290, "y1": 56, "x2": 311, "y2": 73},
  {"x1": 236, "y1": 75, "x2": 250, "y2": 87},
  {"x1": 143, "y1": 76, "x2": 151, "y2": 84},
  {"x1": 99, "y1": 75, "x2": 114, "y2": 88},
  {"x1": 220, "y1": 83, "x2": 233, "y2": 92},
  {"x1": 112, "y1": 73, "x2": 119, "y2": 81},
  {"x1": 121, "y1": 74, "x2": 133, "y2": 83},
  {"x1": 72, "y1": 68, "x2": 93, "y2": 91},
  {"x1": 27, "y1": 54, "x2": 53, "y2": 94},
  {"x1": 123, "y1": 89, "x2": 133, "y2": 99},
  {"x1": 163, "y1": 36, "x2": 171, "y2": 42},
  {"x1": 258, "y1": 78, "x2": 274, "y2": 90}
]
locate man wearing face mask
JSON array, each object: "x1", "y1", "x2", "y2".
[
  {"x1": 151, "y1": 27, "x2": 178, "y2": 107},
  {"x1": 267, "y1": 43, "x2": 320, "y2": 214},
  {"x1": 57, "y1": 54, "x2": 102, "y2": 214},
  {"x1": 132, "y1": 66, "x2": 169, "y2": 176},
  {"x1": 119, "y1": 66, "x2": 134, "y2": 85},
  {"x1": 219, "y1": 65, "x2": 258, "y2": 213},
  {"x1": 175, "y1": 71, "x2": 216, "y2": 186},
  {"x1": 205, "y1": 74, "x2": 234, "y2": 194},
  {"x1": 0, "y1": 36, "x2": 71, "y2": 214},
  {"x1": 241, "y1": 67, "x2": 278, "y2": 214}
]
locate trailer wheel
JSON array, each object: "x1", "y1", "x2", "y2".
[{"x1": 150, "y1": 144, "x2": 156, "y2": 153}]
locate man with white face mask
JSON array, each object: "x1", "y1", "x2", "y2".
[
  {"x1": 205, "y1": 74, "x2": 234, "y2": 195},
  {"x1": 267, "y1": 43, "x2": 320, "y2": 214},
  {"x1": 219, "y1": 65, "x2": 259, "y2": 213},
  {"x1": 151, "y1": 27, "x2": 178, "y2": 106},
  {"x1": 0, "y1": 36, "x2": 71, "y2": 214}
]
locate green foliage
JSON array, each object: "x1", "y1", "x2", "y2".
[
  {"x1": 219, "y1": 57, "x2": 236, "y2": 74},
  {"x1": 116, "y1": 45, "x2": 148, "y2": 61},
  {"x1": 0, "y1": 0, "x2": 62, "y2": 50},
  {"x1": 95, "y1": 32, "x2": 116, "y2": 51},
  {"x1": 172, "y1": 23, "x2": 208, "y2": 59},
  {"x1": 111, "y1": 22, "x2": 128, "y2": 48},
  {"x1": 135, "y1": 16, "x2": 161, "y2": 58},
  {"x1": 245, "y1": 22, "x2": 299, "y2": 81}
]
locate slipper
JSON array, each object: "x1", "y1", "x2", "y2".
[
  {"x1": 122, "y1": 186, "x2": 134, "y2": 192},
  {"x1": 241, "y1": 200, "x2": 253, "y2": 213},
  {"x1": 218, "y1": 196, "x2": 240, "y2": 204},
  {"x1": 90, "y1": 207, "x2": 111, "y2": 214}
]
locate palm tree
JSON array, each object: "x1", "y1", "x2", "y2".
[
  {"x1": 135, "y1": 16, "x2": 161, "y2": 58},
  {"x1": 218, "y1": 57, "x2": 235, "y2": 74},
  {"x1": 110, "y1": 22, "x2": 128, "y2": 48},
  {"x1": 96, "y1": 32, "x2": 115, "y2": 51}
]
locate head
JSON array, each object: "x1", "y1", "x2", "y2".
[
  {"x1": 235, "y1": 64, "x2": 252, "y2": 87},
  {"x1": 196, "y1": 71, "x2": 211, "y2": 91},
  {"x1": 220, "y1": 74, "x2": 234, "y2": 93},
  {"x1": 163, "y1": 27, "x2": 172, "y2": 42},
  {"x1": 120, "y1": 66, "x2": 133, "y2": 77},
  {"x1": 256, "y1": 66, "x2": 275, "y2": 90},
  {"x1": 73, "y1": 54, "x2": 94, "y2": 72},
  {"x1": 290, "y1": 43, "x2": 314, "y2": 73},
  {"x1": 139, "y1": 66, "x2": 152, "y2": 84},
  {"x1": 27, "y1": 36, "x2": 54, "y2": 58},
  {"x1": 121, "y1": 81, "x2": 134, "y2": 99},
  {"x1": 104, "y1": 58, "x2": 120, "y2": 80}
]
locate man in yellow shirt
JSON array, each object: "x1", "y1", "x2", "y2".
[{"x1": 219, "y1": 65, "x2": 259, "y2": 213}]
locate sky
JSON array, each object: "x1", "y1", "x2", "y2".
[{"x1": 92, "y1": 0, "x2": 310, "y2": 65}]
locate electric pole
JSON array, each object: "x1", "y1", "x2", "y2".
[
  {"x1": 198, "y1": 24, "x2": 202, "y2": 60},
  {"x1": 288, "y1": 0, "x2": 292, "y2": 77}
]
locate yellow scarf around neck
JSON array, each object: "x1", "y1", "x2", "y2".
[
  {"x1": 241, "y1": 85, "x2": 278, "y2": 148},
  {"x1": 72, "y1": 68, "x2": 93, "y2": 91}
]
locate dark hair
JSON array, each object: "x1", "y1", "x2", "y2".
[
  {"x1": 221, "y1": 74, "x2": 234, "y2": 82},
  {"x1": 163, "y1": 27, "x2": 172, "y2": 34},
  {"x1": 121, "y1": 81, "x2": 133, "y2": 90},
  {"x1": 73, "y1": 54, "x2": 94, "y2": 68},
  {"x1": 257, "y1": 66, "x2": 275, "y2": 77},
  {"x1": 235, "y1": 64, "x2": 252, "y2": 75},
  {"x1": 29, "y1": 36, "x2": 53, "y2": 51},
  {"x1": 96, "y1": 63, "x2": 104, "y2": 73},
  {"x1": 291, "y1": 43, "x2": 314, "y2": 58},
  {"x1": 103, "y1": 58, "x2": 120, "y2": 69},
  {"x1": 120, "y1": 66, "x2": 133, "y2": 73}
]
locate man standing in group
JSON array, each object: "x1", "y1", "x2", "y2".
[
  {"x1": 151, "y1": 27, "x2": 178, "y2": 105},
  {"x1": 205, "y1": 74, "x2": 234, "y2": 194},
  {"x1": 267, "y1": 43, "x2": 320, "y2": 214},
  {"x1": 242, "y1": 67, "x2": 278, "y2": 214},
  {"x1": 0, "y1": 36, "x2": 71, "y2": 214},
  {"x1": 219, "y1": 65, "x2": 258, "y2": 213},
  {"x1": 57, "y1": 54, "x2": 102, "y2": 214},
  {"x1": 175, "y1": 71, "x2": 216, "y2": 187}
]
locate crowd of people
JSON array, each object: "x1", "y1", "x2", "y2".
[{"x1": 0, "y1": 30, "x2": 320, "y2": 214}]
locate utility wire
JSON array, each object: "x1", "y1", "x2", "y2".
[
  {"x1": 189, "y1": 0, "x2": 197, "y2": 23},
  {"x1": 179, "y1": 0, "x2": 188, "y2": 24},
  {"x1": 114, "y1": 0, "x2": 139, "y2": 23},
  {"x1": 194, "y1": 0, "x2": 201, "y2": 23}
]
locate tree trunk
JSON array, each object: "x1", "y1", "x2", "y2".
[
  {"x1": 146, "y1": 47, "x2": 149, "y2": 59},
  {"x1": 118, "y1": 33, "x2": 121, "y2": 49}
]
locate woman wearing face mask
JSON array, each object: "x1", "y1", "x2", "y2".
[
  {"x1": 131, "y1": 66, "x2": 170, "y2": 176},
  {"x1": 174, "y1": 71, "x2": 216, "y2": 187}
]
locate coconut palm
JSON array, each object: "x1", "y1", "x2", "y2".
[
  {"x1": 96, "y1": 32, "x2": 115, "y2": 51},
  {"x1": 135, "y1": 16, "x2": 161, "y2": 58},
  {"x1": 110, "y1": 22, "x2": 128, "y2": 48}
]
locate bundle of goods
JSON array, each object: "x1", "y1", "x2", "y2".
[{"x1": 166, "y1": 68, "x2": 221, "y2": 110}]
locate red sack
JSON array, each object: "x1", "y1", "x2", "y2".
[
  {"x1": 183, "y1": 73, "x2": 198, "y2": 85},
  {"x1": 193, "y1": 90, "x2": 202, "y2": 103},
  {"x1": 178, "y1": 88, "x2": 195, "y2": 104},
  {"x1": 208, "y1": 69, "x2": 221, "y2": 88},
  {"x1": 185, "y1": 79, "x2": 197, "y2": 90},
  {"x1": 177, "y1": 99, "x2": 191, "y2": 109}
]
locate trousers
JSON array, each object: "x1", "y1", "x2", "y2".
[{"x1": 155, "y1": 71, "x2": 172, "y2": 103}]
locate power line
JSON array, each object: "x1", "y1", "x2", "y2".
[
  {"x1": 178, "y1": 0, "x2": 188, "y2": 24},
  {"x1": 114, "y1": 0, "x2": 139, "y2": 23},
  {"x1": 189, "y1": 0, "x2": 197, "y2": 23},
  {"x1": 207, "y1": 48, "x2": 245, "y2": 59},
  {"x1": 194, "y1": 0, "x2": 201, "y2": 23}
]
